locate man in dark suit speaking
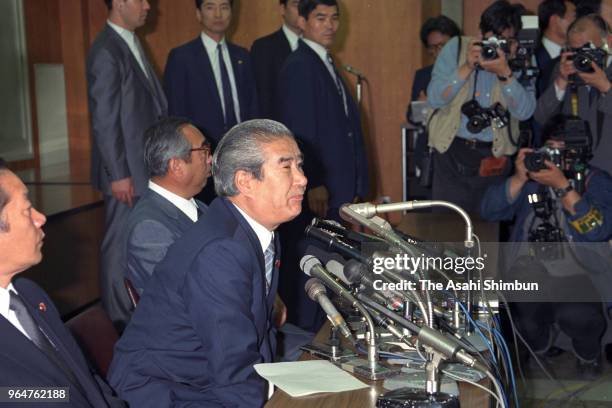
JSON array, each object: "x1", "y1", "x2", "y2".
[
  {"x1": 87, "y1": 0, "x2": 168, "y2": 331},
  {"x1": 251, "y1": 0, "x2": 301, "y2": 118},
  {"x1": 124, "y1": 117, "x2": 211, "y2": 296},
  {"x1": 0, "y1": 159, "x2": 125, "y2": 407},
  {"x1": 109, "y1": 120, "x2": 307, "y2": 407}
]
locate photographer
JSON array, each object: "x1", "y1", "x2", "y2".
[
  {"x1": 481, "y1": 114, "x2": 612, "y2": 378},
  {"x1": 535, "y1": 14, "x2": 612, "y2": 176},
  {"x1": 427, "y1": 0, "x2": 536, "y2": 214}
]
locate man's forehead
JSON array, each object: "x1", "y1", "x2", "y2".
[{"x1": 262, "y1": 138, "x2": 301, "y2": 158}]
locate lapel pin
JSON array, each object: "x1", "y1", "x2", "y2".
[
  {"x1": 38, "y1": 302, "x2": 47, "y2": 312},
  {"x1": 238, "y1": 59, "x2": 243, "y2": 65},
  {"x1": 275, "y1": 260, "x2": 281, "y2": 268}
]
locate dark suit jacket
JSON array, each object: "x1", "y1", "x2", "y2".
[
  {"x1": 410, "y1": 64, "x2": 433, "y2": 102},
  {"x1": 535, "y1": 45, "x2": 555, "y2": 96},
  {"x1": 124, "y1": 188, "x2": 207, "y2": 295},
  {"x1": 0, "y1": 278, "x2": 124, "y2": 408},
  {"x1": 109, "y1": 198, "x2": 279, "y2": 407},
  {"x1": 164, "y1": 37, "x2": 259, "y2": 145},
  {"x1": 250, "y1": 28, "x2": 292, "y2": 119},
  {"x1": 87, "y1": 24, "x2": 168, "y2": 197},
  {"x1": 276, "y1": 40, "x2": 369, "y2": 215},
  {"x1": 534, "y1": 60, "x2": 612, "y2": 175}
]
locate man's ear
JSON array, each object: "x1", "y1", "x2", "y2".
[
  {"x1": 234, "y1": 170, "x2": 256, "y2": 197},
  {"x1": 297, "y1": 15, "x2": 307, "y2": 32},
  {"x1": 168, "y1": 158, "x2": 184, "y2": 179}
]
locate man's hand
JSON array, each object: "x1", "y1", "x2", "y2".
[
  {"x1": 111, "y1": 177, "x2": 135, "y2": 207},
  {"x1": 578, "y1": 62, "x2": 612, "y2": 93},
  {"x1": 273, "y1": 295, "x2": 287, "y2": 328},
  {"x1": 307, "y1": 186, "x2": 329, "y2": 218},
  {"x1": 479, "y1": 47, "x2": 512, "y2": 78},
  {"x1": 508, "y1": 148, "x2": 532, "y2": 200},
  {"x1": 458, "y1": 40, "x2": 481, "y2": 79},
  {"x1": 528, "y1": 161, "x2": 569, "y2": 189},
  {"x1": 556, "y1": 51, "x2": 577, "y2": 91}
]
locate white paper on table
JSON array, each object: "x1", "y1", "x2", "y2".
[{"x1": 254, "y1": 360, "x2": 369, "y2": 397}]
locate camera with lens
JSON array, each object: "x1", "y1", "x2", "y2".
[
  {"x1": 566, "y1": 42, "x2": 607, "y2": 73},
  {"x1": 461, "y1": 100, "x2": 509, "y2": 134},
  {"x1": 477, "y1": 36, "x2": 511, "y2": 61},
  {"x1": 527, "y1": 192, "x2": 565, "y2": 260},
  {"x1": 524, "y1": 117, "x2": 592, "y2": 175}
]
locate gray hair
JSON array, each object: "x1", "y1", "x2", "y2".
[
  {"x1": 213, "y1": 119, "x2": 294, "y2": 197},
  {"x1": 144, "y1": 117, "x2": 193, "y2": 178},
  {"x1": 568, "y1": 14, "x2": 610, "y2": 41}
]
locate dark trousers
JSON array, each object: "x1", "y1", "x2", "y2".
[
  {"x1": 512, "y1": 302, "x2": 605, "y2": 361},
  {"x1": 432, "y1": 138, "x2": 511, "y2": 215},
  {"x1": 100, "y1": 195, "x2": 134, "y2": 332}
]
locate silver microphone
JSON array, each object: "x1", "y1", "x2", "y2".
[
  {"x1": 344, "y1": 65, "x2": 365, "y2": 79},
  {"x1": 305, "y1": 278, "x2": 352, "y2": 340}
]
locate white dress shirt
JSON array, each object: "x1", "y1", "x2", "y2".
[
  {"x1": 148, "y1": 181, "x2": 199, "y2": 222},
  {"x1": 302, "y1": 38, "x2": 347, "y2": 114},
  {"x1": 0, "y1": 283, "x2": 30, "y2": 339},
  {"x1": 107, "y1": 20, "x2": 149, "y2": 79},
  {"x1": 542, "y1": 36, "x2": 563, "y2": 60},
  {"x1": 232, "y1": 204, "x2": 273, "y2": 254},
  {"x1": 282, "y1": 24, "x2": 300, "y2": 52},
  {"x1": 200, "y1": 32, "x2": 242, "y2": 122}
]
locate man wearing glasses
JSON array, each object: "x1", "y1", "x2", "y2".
[
  {"x1": 427, "y1": 0, "x2": 536, "y2": 214},
  {"x1": 124, "y1": 117, "x2": 211, "y2": 296}
]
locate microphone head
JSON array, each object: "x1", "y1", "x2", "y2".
[
  {"x1": 325, "y1": 259, "x2": 351, "y2": 285},
  {"x1": 300, "y1": 255, "x2": 322, "y2": 276},
  {"x1": 305, "y1": 278, "x2": 326, "y2": 301}
]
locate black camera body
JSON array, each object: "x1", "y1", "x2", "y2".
[
  {"x1": 524, "y1": 117, "x2": 592, "y2": 174},
  {"x1": 566, "y1": 43, "x2": 607, "y2": 73},
  {"x1": 527, "y1": 191, "x2": 566, "y2": 260},
  {"x1": 478, "y1": 37, "x2": 511, "y2": 60},
  {"x1": 461, "y1": 100, "x2": 509, "y2": 134}
]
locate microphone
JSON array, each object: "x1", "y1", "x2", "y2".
[
  {"x1": 305, "y1": 278, "x2": 353, "y2": 341},
  {"x1": 325, "y1": 259, "x2": 351, "y2": 285},
  {"x1": 304, "y1": 227, "x2": 368, "y2": 263},
  {"x1": 301, "y1": 255, "x2": 357, "y2": 304},
  {"x1": 344, "y1": 65, "x2": 365, "y2": 79}
]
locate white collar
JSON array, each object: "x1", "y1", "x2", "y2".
[
  {"x1": 200, "y1": 31, "x2": 226, "y2": 54},
  {"x1": 542, "y1": 36, "x2": 563, "y2": 60},
  {"x1": 302, "y1": 38, "x2": 330, "y2": 64},
  {"x1": 282, "y1": 24, "x2": 300, "y2": 51},
  {"x1": 148, "y1": 181, "x2": 199, "y2": 222},
  {"x1": 0, "y1": 282, "x2": 18, "y2": 320},
  {"x1": 232, "y1": 203, "x2": 273, "y2": 254}
]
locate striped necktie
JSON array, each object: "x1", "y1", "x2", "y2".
[
  {"x1": 264, "y1": 241, "x2": 275, "y2": 295},
  {"x1": 326, "y1": 53, "x2": 348, "y2": 116},
  {"x1": 218, "y1": 43, "x2": 237, "y2": 130}
]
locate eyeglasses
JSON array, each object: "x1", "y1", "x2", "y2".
[{"x1": 190, "y1": 141, "x2": 212, "y2": 156}]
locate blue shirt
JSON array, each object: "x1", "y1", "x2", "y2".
[{"x1": 427, "y1": 37, "x2": 536, "y2": 142}]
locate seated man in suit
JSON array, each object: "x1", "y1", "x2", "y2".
[
  {"x1": 109, "y1": 119, "x2": 307, "y2": 407},
  {"x1": 164, "y1": 0, "x2": 258, "y2": 146},
  {"x1": 124, "y1": 117, "x2": 211, "y2": 295},
  {"x1": 0, "y1": 158, "x2": 125, "y2": 407},
  {"x1": 251, "y1": 0, "x2": 301, "y2": 118}
]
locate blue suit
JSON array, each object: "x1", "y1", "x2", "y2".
[
  {"x1": 276, "y1": 40, "x2": 369, "y2": 216},
  {"x1": 164, "y1": 37, "x2": 259, "y2": 145},
  {"x1": 124, "y1": 188, "x2": 206, "y2": 295},
  {"x1": 0, "y1": 278, "x2": 124, "y2": 408},
  {"x1": 109, "y1": 198, "x2": 278, "y2": 407}
]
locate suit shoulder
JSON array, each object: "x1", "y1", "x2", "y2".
[
  {"x1": 251, "y1": 30, "x2": 282, "y2": 50},
  {"x1": 169, "y1": 37, "x2": 202, "y2": 58},
  {"x1": 228, "y1": 42, "x2": 250, "y2": 57}
]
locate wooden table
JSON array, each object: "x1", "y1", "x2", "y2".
[{"x1": 266, "y1": 323, "x2": 491, "y2": 407}]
